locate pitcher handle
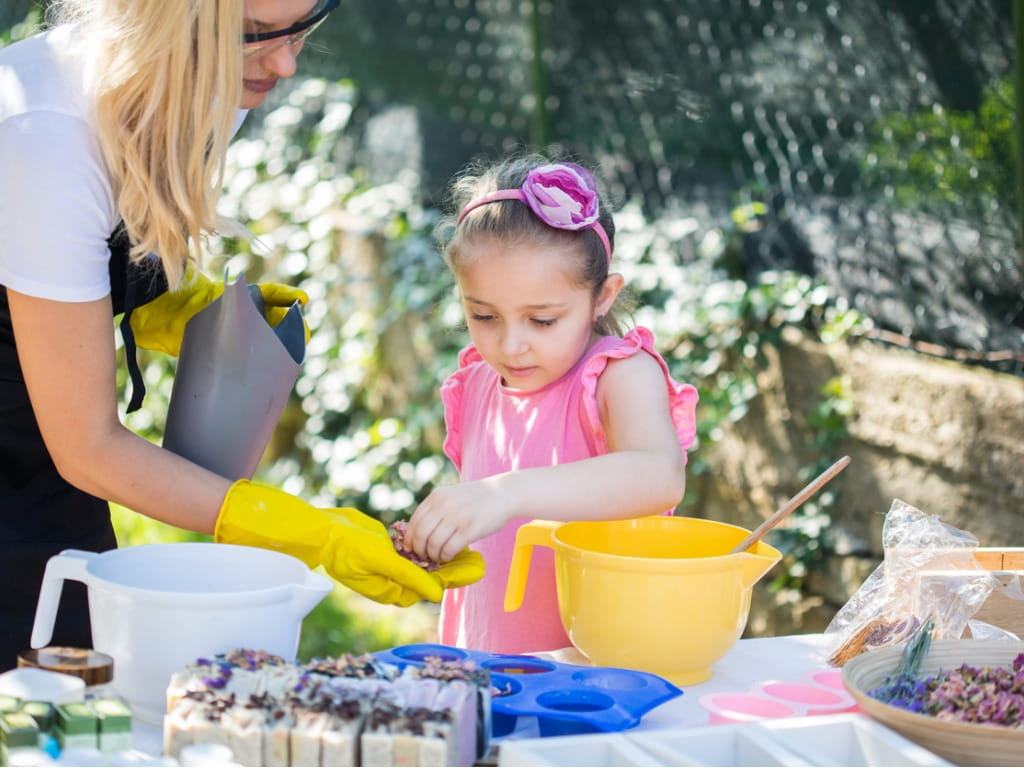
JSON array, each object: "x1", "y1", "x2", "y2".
[
  {"x1": 30, "y1": 549, "x2": 96, "y2": 648},
  {"x1": 503, "y1": 520, "x2": 560, "y2": 613}
]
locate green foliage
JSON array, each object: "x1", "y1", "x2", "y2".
[
  {"x1": 0, "y1": 7, "x2": 39, "y2": 45},
  {"x1": 863, "y1": 77, "x2": 1017, "y2": 214},
  {"x1": 297, "y1": 590, "x2": 437, "y2": 662},
  {"x1": 110, "y1": 505, "x2": 205, "y2": 547},
  {"x1": 768, "y1": 374, "x2": 854, "y2": 591}
]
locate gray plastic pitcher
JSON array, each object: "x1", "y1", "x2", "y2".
[{"x1": 163, "y1": 274, "x2": 305, "y2": 479}]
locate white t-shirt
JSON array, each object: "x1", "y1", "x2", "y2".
[
  {"x1": 0, "y1": 25, "x2": 117, "y2": 302},
  {"x1": 0, "y1": 26, "x2": 247, "y2": 303}
]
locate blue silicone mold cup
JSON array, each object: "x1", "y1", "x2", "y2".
[{"x1": 375, "y1": 643, "x2": 683, "y2": 739}]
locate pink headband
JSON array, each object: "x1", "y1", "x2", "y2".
[{"x1": 456, "y1": 162, "x2": 612, "y2": 264}]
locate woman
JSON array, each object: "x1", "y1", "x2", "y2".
[{"x1": 0, "y1": 0, "x2": 482, "y2": 670}]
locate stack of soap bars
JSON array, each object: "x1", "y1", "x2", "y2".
[
  {"x1": 0, "y1": 694, "x2": 132, "y2": 764},
  {"x1": 164, "y1": 649, "x2": 491, "y2": 767}
]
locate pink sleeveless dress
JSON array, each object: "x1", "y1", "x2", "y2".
[{"x1": 436, "y1": 327, "x2": 699, "y2": 654}]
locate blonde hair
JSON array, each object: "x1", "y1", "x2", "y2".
[
  {"x1": 444, "y1": 153, "x2": 632, "y2": 337},
  {"x1": 50, "y1": 0, "x2": 246, "y2": 288}
]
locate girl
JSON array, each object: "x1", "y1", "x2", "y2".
[
  {"x1": 0, "y1": 0, "x2": 480, "y2": 669},
  {"x1": 405, "y1": 155, "x2": 699, "y2": 653}
]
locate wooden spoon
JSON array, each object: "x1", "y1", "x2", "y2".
[{"x1": 729, "y1": 455, "x2": 851, "y2": 554}]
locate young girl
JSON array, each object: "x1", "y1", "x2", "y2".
[{"x1": 405, "y1": 155, "x2": 699, "y2": 654}]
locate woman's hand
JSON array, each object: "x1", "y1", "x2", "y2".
[
  {"x1": 130, "y1": 266, "x2": 308, "y2": 356},
  {"x1": 406, "y1": 477, "x2": 516, "y2": 563},
  {"x1": 216, "y1": 480, "x2": 448, "y2": 606}
]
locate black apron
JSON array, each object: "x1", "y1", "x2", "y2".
[{"x1": 0, "y1": 226, "x2": 167, "y2": 670}]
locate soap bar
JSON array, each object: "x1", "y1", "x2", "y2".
[
  {"x1": 0, "y1": 696, "x2": 21, "y2": 715},
  {"x1": 55, "y1": 701, "x2": 98, "y2": 750},
  {"x1": 92, "y1": 698, "x2": 133, "y2": 753},
  {"x1": 18, "y1": 700, "x2": 54, "y2": 732},
  {"x1": 1, "y1": 711, "x2": 40, "y2": 749}
]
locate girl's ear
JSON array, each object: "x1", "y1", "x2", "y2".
[{"x1": 595, "y1": 272, "x2": 625, "y2": 319}]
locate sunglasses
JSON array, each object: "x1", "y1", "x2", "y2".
[{"x1": 242, "y1": 0, "x2": 340, "y2": 59}]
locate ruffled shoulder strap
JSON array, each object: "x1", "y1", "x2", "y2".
[
  {"x1": 440, "y1": 344, "x2": 488, "y2": 471},
  {"x1": 579, "y1": 327, "x2": 699, "y2": 456}
]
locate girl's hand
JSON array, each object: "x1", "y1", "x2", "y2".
[{"x1": 406, "y1": 478, "x2": 514, "y2": 563}]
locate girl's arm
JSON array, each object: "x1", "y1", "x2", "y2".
[
  {"x1": 9, "y1": 290, "x2": 231, "y2": 532},
  {"x1": 407, "y1": 351, "x2": 688, "y2": 562}
]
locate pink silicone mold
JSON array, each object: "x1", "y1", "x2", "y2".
[
  {"x1": 698, "y1": 667, "x2": 861, "y2": 725},
  {"x1": 698, "y1": 692, "x2": 797, "y2": 724},
  {"x1": 808, "y1": 666, "x2": 846, "y2": 690},
  {"x1": 755, "y1": 680, "x2": 858, "y2": 716}
]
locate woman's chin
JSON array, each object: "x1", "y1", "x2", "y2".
[{"x1": 240, "y1": 91, "x2": 268, "y2": 110}]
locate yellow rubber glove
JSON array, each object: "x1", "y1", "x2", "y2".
[
  {"x1": 389, "y1": 521, "x2": 485, "y2": 591},
  {"x1": 431, "y1": 550, "x2": 486, "y2": 591},
  {"x1": 130, "y1": 266, "x2": 309, "y2": 357},
  {"x1": 215, "y1": 480, "x2": 447, "y2": 606}
]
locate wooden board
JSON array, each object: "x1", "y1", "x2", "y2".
[{"x1": 915, "y1": 547, "x2": 1024, "y2": 639}]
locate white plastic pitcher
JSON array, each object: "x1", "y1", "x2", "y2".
[{"x1": 30, "y1": 543, "x2": 332, "y2": 723}]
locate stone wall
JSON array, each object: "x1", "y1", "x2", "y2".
[{"x1": 689, "y1": 329, "x2": 1024, "y2": 637}]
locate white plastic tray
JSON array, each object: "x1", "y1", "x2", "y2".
[
  {"x1": 497, "y1": 732, "x2": 664, "y2": 767},
  {"x1": 760, "y1": 714, "x2": 950, "y2": 766},
  {"x1": 497, "y1": 713, "x2": 953, "y2": 767},
  {"x1": 627, "y1": 725, "x2": 806, "y2": 766}
]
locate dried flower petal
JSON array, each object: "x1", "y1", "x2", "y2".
[
  {"x1": 873, "y1": 654, "x2": 1024, "y2": 728},
  {"x1": 389, "y1": 520, "x2": 441, "y2": 571}
]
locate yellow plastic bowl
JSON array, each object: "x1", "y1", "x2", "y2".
[{"x1": 505, "y1": 517, "x2": 782, "y2": 685}]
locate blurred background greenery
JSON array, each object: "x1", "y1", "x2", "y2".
[{"x1": 2, "y1": 1, "x2": 1021, "y2": 659}]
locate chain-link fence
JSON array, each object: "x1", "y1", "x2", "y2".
[
  {"x1": 6, "y1": 0, "x2": 1022, "y2": 372},
  {"x1": 292, "y1": 0, "x2": 1022, "y2": 374}
]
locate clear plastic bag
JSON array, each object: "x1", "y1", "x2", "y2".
[{"x1": 823, "y1": 499, "x2": 999, "y2": 666}]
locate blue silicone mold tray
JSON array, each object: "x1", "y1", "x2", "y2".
[{"x1": 374, "y1": 643, "x2": 682, "y2": 738}]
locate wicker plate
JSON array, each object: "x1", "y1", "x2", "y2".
[{"x1": 842, "y1": 638, "x2": 1024, "y2": 766}]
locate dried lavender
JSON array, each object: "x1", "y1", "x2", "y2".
[
  {"x1": 869, "y1": 620, "x2": 1024, "y2": 728},
  {"x1": 868, "y1": 618, "x2": 935, "y2": 712}
]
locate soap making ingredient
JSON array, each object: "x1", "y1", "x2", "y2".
[
  {"x1": 870, "y1": 632, "x2": 1024, "y2": 728},
  {"x1": 389, "y1": 521, "x2": 441, "y2": 571}
]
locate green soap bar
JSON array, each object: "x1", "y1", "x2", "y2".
[
  {"x1": 91, "y1": 699, "x2": 132, "y2": 731},
  {"x1": 1, "y1": 712, "x2": 40, "y2": 749},
  {"x1": 18, "y1": 701, "x2": 54, "y2": 732},
  {"x1": 0, "y1": 696, "x2": 20, "y2": 714},
  {"x1": 55, "y1": 702, "x2": 98, "y2": 735},
  {"x1": 94, "y1": 699, "x2": 133, "y2": 754}
]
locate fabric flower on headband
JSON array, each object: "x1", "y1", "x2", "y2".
[
  {"x1": 457, "y1": 162, "x2": 612, "y2": 263},
  {"x1": 521, "y1": 163, "x2": 601, "y2": 230}
]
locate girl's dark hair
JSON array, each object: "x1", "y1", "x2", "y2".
[{"x1": 442, "y1": 152, "x2": 632, "y2": 337}]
